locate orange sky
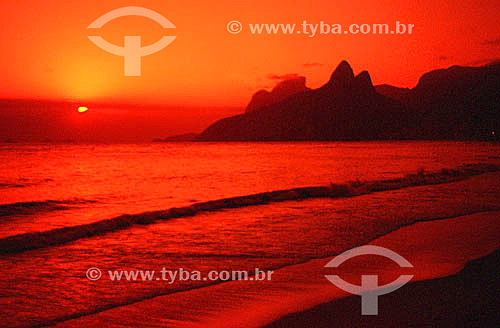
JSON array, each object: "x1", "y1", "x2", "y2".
[{"x1": 0, "y1": 0, "x2": 499, "y2": 108}]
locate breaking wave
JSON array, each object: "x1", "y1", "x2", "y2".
[{"x1": 0, "y1": 163, "x2": 497, "y2": 255}]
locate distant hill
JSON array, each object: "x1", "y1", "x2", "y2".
[
  {"x1": 374, "y1": 84, "x2": 411, "y2": 102},
  {"x1": 406, "y1": 63, "x2": 500, "y2": 139},
  {"x1": 246, "y1": 76, "x2": 310, "y2": 113},
  {"x1": 152, "y1": 133, "x2": 198, "y2": 142},
  {"x1": 198, "y1": 61, "x2": 499, "y2": 141}
]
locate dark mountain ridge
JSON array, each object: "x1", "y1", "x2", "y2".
[
  {"x1": 246, "y1": 76, "x2": 310, "y2": 113},
  {"x1": 198, "y1": 61, "x2": 499, "y2": 141}
]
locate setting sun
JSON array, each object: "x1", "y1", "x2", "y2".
[{"x1": 78, "y1": 106, "x2": 89, "y2": 113}]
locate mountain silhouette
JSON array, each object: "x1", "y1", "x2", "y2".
[
  {"x1": 246, "y1": 76, "x2": 310, "y2": 113},
  {"x1": 198, "y1": 61, "x2": 413, "y2": 141},
  {"x1": 198, "y1": 61, "x2": 499, "y2": 141},
  {"x1": 375, "y1": 84, "x2": 411, "y2": 102},
  {"x1": 405, "y1": 63, "x2": 500, "y2": 139}
]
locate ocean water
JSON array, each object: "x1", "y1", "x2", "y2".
[{"x1": 0, "y1": 141, "x2": 499, "y2": 327}]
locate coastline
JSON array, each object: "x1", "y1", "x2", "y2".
[
  {"x1": 2, "y1": 163, "x2": 497, "y2": 255},
  {"x1": 266, "y1": 248, "x2": 499, "y2": 327},
  {"x1": 55, "y1": 210, "x2": 500, "y2": 327}
]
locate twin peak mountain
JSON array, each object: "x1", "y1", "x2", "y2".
[
  {"x1": 197, "y1": 60, "x2": 499, "y2": 141},
  {"x1": 246, "y1": 61, "x2": 374, "y2": 113}
]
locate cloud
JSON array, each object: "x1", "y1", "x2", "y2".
[
  {"x1": 303, "y1": 62, "x2": 323, "y2": 68},
  {"x1": 481, "y1": 35, "x2": 500, "y2": 46},
  {"x1": 267, "y1": 73, "x2": 302, "y2": 81},
  {"x1": 439, "y1": 56, "x2": 453, "y2": 61}
]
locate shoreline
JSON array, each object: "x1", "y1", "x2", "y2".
[
  {"x1": 2, "y1": 163, "x2": 498, "y2": 255},
  {"x1": 54, "y1": 210, "x2": 500, "y2": 327},
  {"x1": 266, "y1": 248, "x2": 499, "y2": 327}
]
